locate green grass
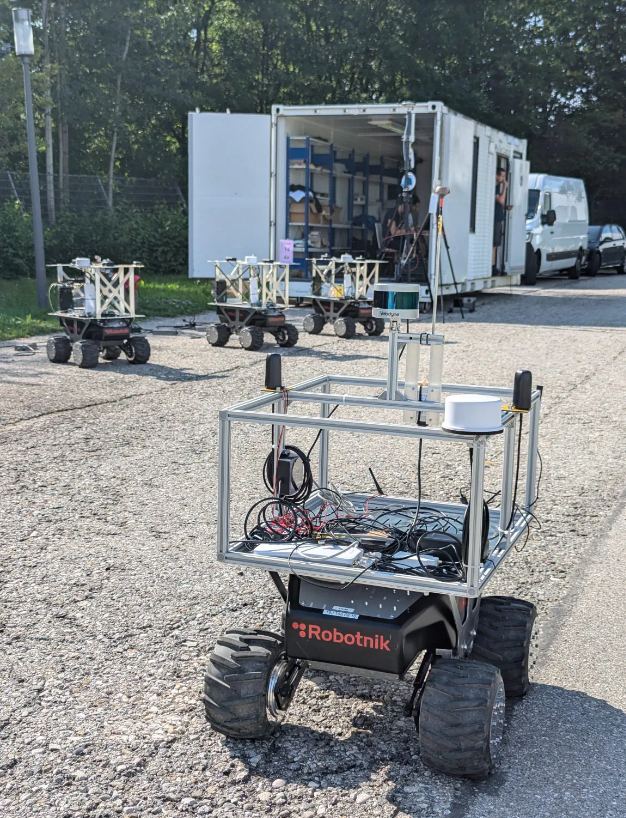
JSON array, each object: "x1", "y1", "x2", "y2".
[{"x1": 0, "y1": 275, "x2": 214, "y2": 341}]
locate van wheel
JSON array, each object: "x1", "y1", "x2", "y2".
[
  {"x1": 567, "y1": 251, "x2": 582, "y2": 280},
  {"x1": 587, "y1": 251, "x2": 600, "y2": 277},
  {"x1": 521, "y1": 244, "x2": 538, "y2": 285}
]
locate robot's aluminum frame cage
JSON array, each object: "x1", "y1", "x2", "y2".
[
  {"x1": 311, "y1": 257, "x2": 382, "y2": 300},
  {"x1": 49, "y1": 262, "x2": 142, "y2": 319},
  {"x1": 212, "y1": 259, "x2": 290, "y2": 308},
  {"x1": 217, "y1": 373, "x2": 541, "y2": 599}
]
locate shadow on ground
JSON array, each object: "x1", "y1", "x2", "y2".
[
  {"x1": 221, "y1": 676, "x2": 626, "y2": 818},
  {"x1": 94, "y1": 360, "x2": 229, "y2": 382}
]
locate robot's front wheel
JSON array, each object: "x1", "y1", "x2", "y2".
[
  {"x1": 203, "y1": 629, "x2": 297, "y2": 738},
  {"x1": 275, "y1": 323, "x2": 299, "y2": 347},
  {"x1": 418, "y1": 659, "x2": 505, "y2": 779},
  {"x1": 47, "y1": 335, "x2": 72, "y2": 364},
  {"x1": 124, "y1": 335, "x2": 151, "y2": 364}
]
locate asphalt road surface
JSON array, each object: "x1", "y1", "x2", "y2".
[{"x1": 1, "y1": 273, "x2": 624, "y2": 818}]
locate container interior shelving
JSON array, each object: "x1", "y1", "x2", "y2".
[{"x1": 286, "y1": 136, "x2": 400, "y2": 276}]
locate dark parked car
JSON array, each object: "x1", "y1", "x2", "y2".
[{"x1": 586, "y1": 224, "x2": 626, "y2": 275}]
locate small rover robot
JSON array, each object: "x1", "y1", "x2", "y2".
[
  {"x1": 46, "y1": 258, "x2": 150, "y2": 369},
  {"x1": 203, "y1": 198, "x2": 542, "y2": 780},
  {"x1": 303, "y1": 256, "x2": 385, "y2": 339},
  {"x1": 206, "y1": 258, "x2": 298, "y2": 351}
]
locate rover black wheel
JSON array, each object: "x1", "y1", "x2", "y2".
[
  {"x1": 275, "y1": 324, "x2": 298, "y2": 347},
  {"x1": 239, "y1": 326, "x2": 264, "y2": 351},
  {"x1": 303, "y1": 313, "x2": 325, "y2": 334},
  {"x1": 471, "y1": 596, "x2": 536, "y2": 697},
  {"x1": 124, "y1": 335, "x2": 151, "y2": 364},
  {"x1": 203, "y1": 628, "x2": 290, "y2": 738},
  {"x1": 46, "y1": 335, "x2": 72, "y2": 363},
  {"x1": 363, "y1": 317, "x2": 385, "y2": 336},
  {"x1": 102, "y1": 346, "x2": 122, "y2": 360},
  {"x1": 207, "y1": 323, "x2": 231, "y2": 347},
  {"x1": 333, "y1": 316, "x2": 356, "y2": 339},
  {"x1": 72, "y1": 340, "x2": 99, "y2": 369},
  {"x1": 418, "y1": 658, "x2": 505, "y2": 779}
]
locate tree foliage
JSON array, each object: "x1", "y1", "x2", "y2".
[{"x1": 0, "y1": 0, "x2": 624, "y2": 215}]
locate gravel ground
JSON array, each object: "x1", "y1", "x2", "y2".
[{"x1": 1, "y1": 274, "x2": 625, "y2": 818}]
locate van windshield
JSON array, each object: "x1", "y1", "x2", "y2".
[{"x1": 526, "y1": 189, "x2": 540, "y2": 220}]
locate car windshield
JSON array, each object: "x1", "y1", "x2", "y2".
[
  {"x1": 588, "y1": 226, "x2": 602, "y2": 241},
  {"x1": 526, "y1": 189, "x2": 540, "y2": 220}
]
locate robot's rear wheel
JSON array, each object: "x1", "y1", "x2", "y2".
[
  {"x1": 102, "y1": 346, "x2": 122, "y2": 361},
  {"x1": 72, "y1": 340, "x2": 99, "y2": 369}
]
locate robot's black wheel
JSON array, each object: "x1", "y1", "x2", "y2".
[
  {"x1": 363, "y1": 317, "x2": 385, "y2": 336},
  {"x1": 124, "y1": 335, "x2": 151, "y2": 364},
  {"x1": 333, "y1": 316, "x2": 357, "y2": 339},
  {"x1": 239, "y1": 326, "x2": 264, "y2": 351},
  {"x1": 275, "y1": 324, "x2": 299, "y2": 347},
  {"x1": 471, "y1": 596, "x2": 536, "y2": 698},
  {"x1": 102, "y1": 346, "x2": 122, "y2": 361},
  {"x1": 207, "y1": 323, "x2": 231, "y2": 347},
  {"x1": 72, "y1": 340, "x2": 99, "y2": 369},
  {"x1": 47, "y1": 335, "x2": 72, "y2": 364},
  {"x1": 418, "y1": 658, "x2": 505, "y2": 779},
  {"x1": 203, "y1": 628, "x2": 287, "y2": 738},
  {"x1": 303, "y1": 314, "x2": 325, "y2": 335}
]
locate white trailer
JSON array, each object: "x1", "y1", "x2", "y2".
[{"x1": 189, "y1": 102, "x2": 529, "y2": 298}]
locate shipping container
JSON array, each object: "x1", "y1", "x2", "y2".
[{"x1": 189, "y1": 101, "x2": 529, "y2": 297}]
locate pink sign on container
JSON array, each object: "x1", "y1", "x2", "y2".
[{"x1": 278, "y1": 239, "x2": 294, "y2": 264}]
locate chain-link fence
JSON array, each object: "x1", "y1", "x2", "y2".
[{"x1": 0, "y1": 171, "x2": 185, "y2": 217}]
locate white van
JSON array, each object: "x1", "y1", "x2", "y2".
[{"x1": 524, "y1": 174, "x2": 588, "y2": 283}]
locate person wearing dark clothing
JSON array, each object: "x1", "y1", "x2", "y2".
[{"x1": 493, "y1": 168, "x2": 508, "y2": 274}]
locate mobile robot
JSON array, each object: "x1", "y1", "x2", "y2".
[
  {"x1": 303, "y1": 256, "x2": 385, "y2": 339},
  {"x1": 202, "y1": 196, "x2": 542, "y2": 780},
  {"x1": 46, "y1": 258, "x2": 150, "y2": 369},
  {"x1": 206, "y1": 258, "x2": 298, "y2": 351}
]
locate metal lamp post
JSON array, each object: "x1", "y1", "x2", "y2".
[{"x1": 12, "y1": 8, "x2": 47, "y2": 309}]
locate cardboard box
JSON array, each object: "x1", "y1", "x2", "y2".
[
  {"x1": 289, "y1": 201, "x2": 322, "y2": 224},
  {"x1": 321, "y1": 205, "x2": 342, "y2": 223}
]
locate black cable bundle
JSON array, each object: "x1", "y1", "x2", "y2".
[{"x1": 263, "y1": 444, "x2": 313, "y2": 504}]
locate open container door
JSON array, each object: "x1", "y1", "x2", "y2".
[
  {"x1": 188, "y1": 113, "x2": 271, "y2": 277},
  {"x1": 506, "y1": 158, "x2": 529, "y2": 273},
  {"x1": 440, "y1": 114, "x2": 475, "y2": 287}
]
